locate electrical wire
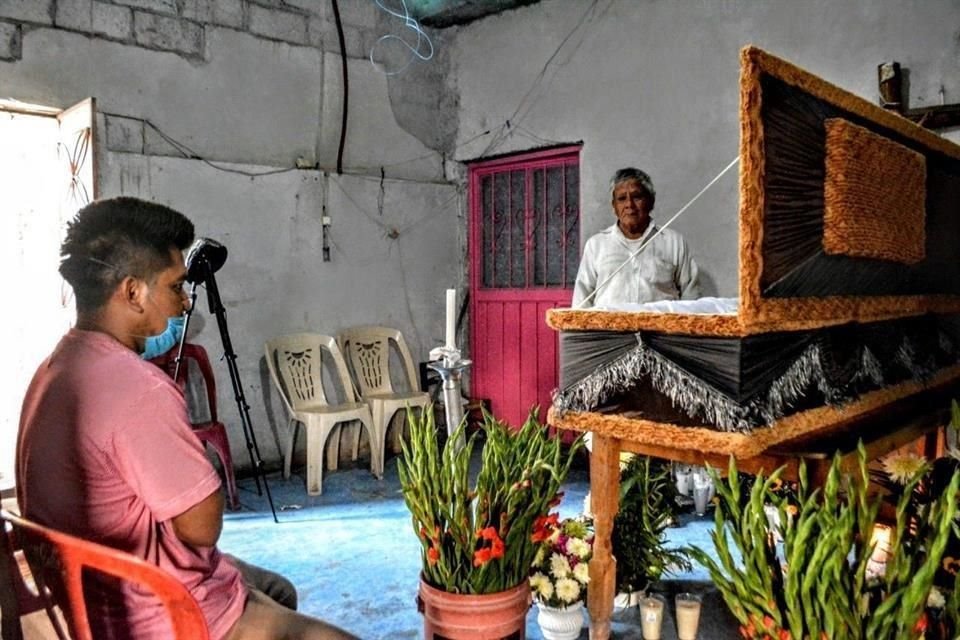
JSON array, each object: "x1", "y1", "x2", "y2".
[
  {"x1": 370, "y1": 0, "x2": 434, "y2": 75},
  {"x1": 330, "y1": 0, "x2": 349, "y2": 174},
  {"x1": 478, "y1": 0, "x2": 611, "y2": 158}
]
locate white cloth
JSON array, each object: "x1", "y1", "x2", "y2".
[
  {"x1": 598, "y1": 296, "x2": 737, "y2": 315},
  {"x1": 572, "y1": 223, "x2": 700, "y2": 308}
]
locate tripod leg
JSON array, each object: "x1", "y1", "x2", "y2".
[{"x1": 202, "y1": 268, "x2": 278, "y2": 523}]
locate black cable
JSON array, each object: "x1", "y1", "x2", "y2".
[{"x1": 331, "y1": 0, "x2": 349, "y2": 175}]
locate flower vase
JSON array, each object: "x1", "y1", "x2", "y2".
[{"x1": 536, "y1": 601, "x2": 584, "y2": 640}]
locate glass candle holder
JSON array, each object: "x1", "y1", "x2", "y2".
[
  {"x1": 675, "y1": 592, "x2": 702, "y2": 640},
  {"x1": 640, "y1": 595, "x2": 665, "y2": 640}
]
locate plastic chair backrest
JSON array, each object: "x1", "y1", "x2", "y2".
[
  {"x1": 148, "y1": 343, "x2": 219, "y2": 424},
  {"x1": 0, "y1": 509, "x2": 209, "y2": 640},
  {"x1": 1, "y1": 510, "x2": 53, "y2": 640},
  {"x1": 265, "y1": 333, "x2": 358, "y2": 413},
  {"x1": 176, "y1": 343, "x2": 220, "y2": 423},
  {"x1": 339, "y1": 326, "x2": 420, "y2": 396}
]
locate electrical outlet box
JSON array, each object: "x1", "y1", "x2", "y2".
[{"x1": 321, "y1": 216, "x2": 332, "y2": 225}]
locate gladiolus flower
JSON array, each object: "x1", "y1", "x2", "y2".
[
  {"x1": 473, "y1": 548, "x2": 491, "y2": 567},
  {"x1": 427, "y1": 547, "x2": 439, "y2": 565},
  {"x1": 914, "y1": 612, "x2": 928, "y2": 633}
]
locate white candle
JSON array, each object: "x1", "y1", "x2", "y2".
[
  {"x1": 675, "y1": 593, "x2": 702, "y2": 640},
  {"x1": 640, "y1": 596, "x2": 664, "y2": 640},
  {"x1": 445, "y1": 288, "x2": 456, "y2": 349}
]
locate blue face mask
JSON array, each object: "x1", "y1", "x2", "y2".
[{"x1": 141, "y1": 316, "x2": 186, "y2": 360}]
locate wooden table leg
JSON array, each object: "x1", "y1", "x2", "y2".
[{"x1": 588, "y1": 435, "x2": 620, "y2": 640}]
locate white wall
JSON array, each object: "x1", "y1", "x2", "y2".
[
  {"x1": 4, "y1": 0, "x2": 959, "y2": 472},
  {"x1": 2, "y1": 0, "x2": 459, "y2": 472},
  {"x1": 448, "y1": 0, "x2": 960, "y2": 297}
]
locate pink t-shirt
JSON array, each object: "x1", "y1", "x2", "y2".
[{"x1": 16, "y1": 329, "x2": 246, "y2": 639}]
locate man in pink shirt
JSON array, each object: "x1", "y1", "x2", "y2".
[{"x1": 17, "y1": 197, "x2": 357, "y2": 640}]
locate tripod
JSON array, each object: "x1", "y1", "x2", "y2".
[{"x1": 174, "y1": 253, "x2": 278, "y2": 523}]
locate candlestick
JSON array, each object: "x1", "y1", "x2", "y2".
[{"x1": 445, "y1": 288, "x2": 456, "y2": 349}]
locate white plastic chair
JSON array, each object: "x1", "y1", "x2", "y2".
[
  {"x1": 264, "y1": 333, "x2": 379, "y2": 496},
  {"x1": 338, "y1": 326, "x2": 430, "y2": 460}
]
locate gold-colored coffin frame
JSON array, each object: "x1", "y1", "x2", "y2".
[
  {"x1": 547, "y1": 46, "x2": 960, "y2": 458},
  {"x1": 548, "y1": 46, "x2": 960, "y2": 338}
]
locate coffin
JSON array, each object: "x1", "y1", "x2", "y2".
[{"x1": 547, "y1": 46, "x2": 960, "y2": 458}]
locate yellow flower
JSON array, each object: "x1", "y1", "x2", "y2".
[
  {"x1": 567, "y1": 537, "x2": 591, "y2": 560},
  {"x1": 529, "y1": 572, "x2": 554, "y2": 600},
  {"x1": 881, "y1": 452, "x2": 927, "y2": 485},
  {"x1": 555, "y1": 577, "x2": 581, "y2": 604},
  {"x1": 572, "y1": 561, "x2": 590, "y2": 584},
  {"x1": 550, "y1": 552, "x2": 572, "y2": 579}
]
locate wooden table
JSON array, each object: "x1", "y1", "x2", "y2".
[{"x1": 556, "y1": 382, "x2": 957, "y2": 640}]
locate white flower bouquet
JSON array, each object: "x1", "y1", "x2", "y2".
[{"x1": 529, "y1": 515, "x2": 594, "y2": 608}]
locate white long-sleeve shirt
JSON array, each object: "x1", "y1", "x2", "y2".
[{"x1": 572, "y1": 222, "x2": 700, "y2": 308}]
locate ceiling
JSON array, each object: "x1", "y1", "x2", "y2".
[{"x1": 405, "y1": 0, "x2": 543, "y2": 28}]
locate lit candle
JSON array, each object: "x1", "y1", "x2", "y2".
[
  {"x1": 869, "y1": 524, "x2": 893, "y2": 564},
  {"x1": 445, "y1": 288, "x2": 456, "y2": 350}
]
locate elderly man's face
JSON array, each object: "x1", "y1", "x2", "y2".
[{"x1": 612, "y1": 179, "x2": 653, "y2": 239}]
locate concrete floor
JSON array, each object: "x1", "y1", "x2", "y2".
[{"x1": 218, "y1": 448, "x2": 743, "y2": 639}]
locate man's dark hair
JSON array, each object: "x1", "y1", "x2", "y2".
[{"x1": 59, "y1": 197, "x2": 195, "y2": 312}]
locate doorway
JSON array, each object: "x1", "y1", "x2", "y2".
[
  {"x1": 468, "y1": 145, "x2": 581, "y2": 428},
  {"x1": 0, "y1": 99, "x2": 96, "y2": 486}
]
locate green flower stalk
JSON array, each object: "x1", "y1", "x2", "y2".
[
  {"x1": 399, "y1": 405, "x2": 582, "y2": 595},
  {"x1": 689, "y1": 443, "x2": 960, "y2": 640}
]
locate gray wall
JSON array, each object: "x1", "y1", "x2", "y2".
[
  {"x1": 5, "y1": 0, "x2": 959, "y2": 471},
  {"x1": 2, "y1": 0, "x2": 460, "y2": 471},
  {"x1": 447, "y1": 0, "x2": 960, "y2": 297}
]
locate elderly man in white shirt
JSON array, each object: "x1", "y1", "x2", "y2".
[{"x1": 573, "y1": 168, "x2": 700, "y2": 308}]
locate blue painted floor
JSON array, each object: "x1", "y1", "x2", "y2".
[{"x1": 219, "y1": 452, "x2": 741, "y2": 639}]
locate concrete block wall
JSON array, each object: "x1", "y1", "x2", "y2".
[
  {"x1": 3, "y1": 0, "x2": 459, "y2": 473},
  {"x1": 448, "y1": 0, "x2": 960, "y2": 299}
]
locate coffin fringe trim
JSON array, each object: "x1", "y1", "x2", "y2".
[{"x1": 552, "y1": 334, "x2": 950, "y2": 433}]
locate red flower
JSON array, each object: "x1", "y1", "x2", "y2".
[
  {"x1": 531, "y1": 513, "x2": 560, "y2": 543},
  {"x1": 427, "y1": 547, "x2": 439, "y2": 566},
  {"x1": 473, "y1": 526, "x2": 505, "y2": 566},
  {"x1": 473, "y1": 547, "x2": 492, "y2": 567},
  {"x1": 914, "y1": 612, "x2": 928, "y2": 634},
  {"x1": 490, "y1": 536, "x2": 505, "y2": 559}
]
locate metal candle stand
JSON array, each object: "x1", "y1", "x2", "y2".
[{"x1": 427, "y1": 347, "x2": 471, "y2": 451}]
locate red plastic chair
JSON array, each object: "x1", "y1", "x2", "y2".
[
  {"x1": 0, "y1": 509, "x2": 209, "y2": 640},
  {"x1": 1, "y1": 508, "x2": 51, "y2": 640},
  {"x1": 149, "y1": 344, "x2": 240, "y2": 510}
]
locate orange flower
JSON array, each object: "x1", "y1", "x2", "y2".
[
  {"x1": 473, "y1": 526, "x2": 505, "y2": 566},
  {"x1": 914, "y1": 612, "x2": 928, "y2": 634},
  {"x1": 779, "y1": 630, "x2": 792, "y2": 640},
  {"x1": 531, "y1": 513, "x2": 560, "y2": 542},
  {"x1": 473, "y1": 547, "x2": 492, "y2": 567},
  {"x1": 490, "y1": 536, "x2": 505, "y2": 559},
  {"x1": 427, "y1": 546, "x2": 440, "y2": 566}
]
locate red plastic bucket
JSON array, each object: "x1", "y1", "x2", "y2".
[{"x1": 417, "y1": 578, "x2": 531, "y2": 639}]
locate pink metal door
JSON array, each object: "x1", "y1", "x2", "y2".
[{"x1": 468, "y1": 146, "x2": 581, "y2": 428}]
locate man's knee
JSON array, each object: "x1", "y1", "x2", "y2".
[{"x1": 227, "y1": 554, "x2": 298, "y2": 610}]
